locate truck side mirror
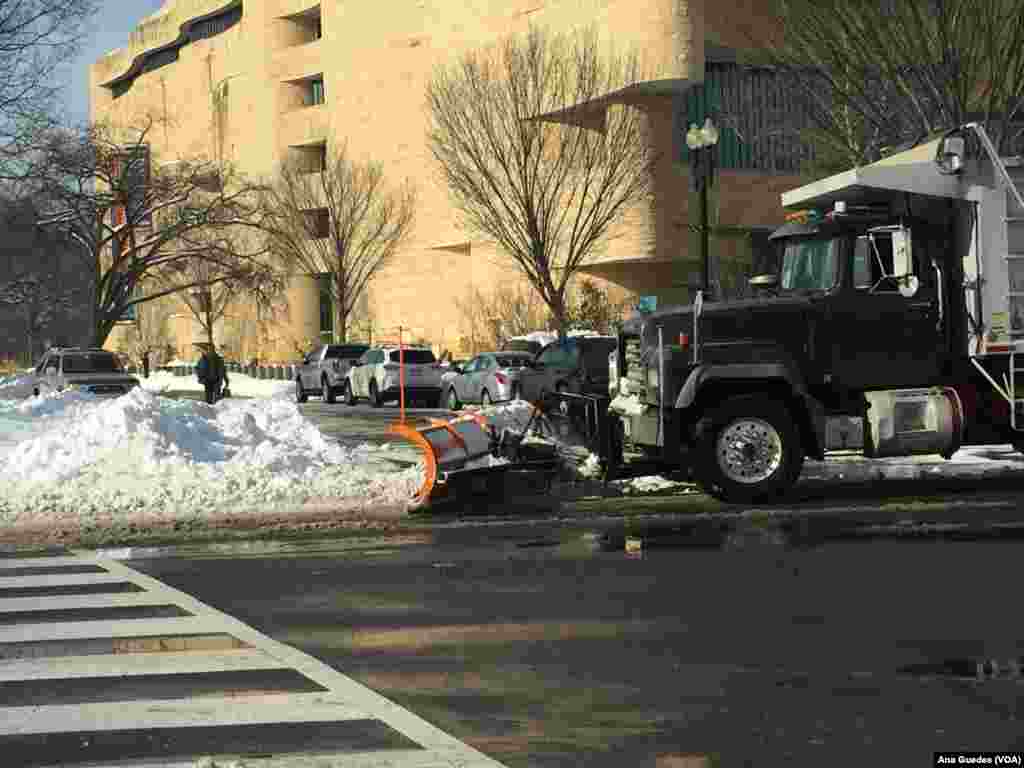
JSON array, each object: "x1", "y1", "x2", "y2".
[{"x1": 936, "y1": 135, "x2": 965, "y2": 175}]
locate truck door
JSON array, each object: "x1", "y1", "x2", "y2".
[{"x1": 829, "y1": 231, "x2": 942, "y2": 389}]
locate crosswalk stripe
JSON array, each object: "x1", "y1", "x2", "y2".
[
  {"x1": 0, "y1": 616, "x2": 226, "y2": 644},
  {"x1": 0, "y1": 693, "x2": 369, "y2": 734},
  {"x1": 0, "y1": 592, "x2": 176, "y2": 612},
  {"x1": 0, "y1": 556, "x2": 102, "y2": 569},
  {"x1": 0, "y1": 648, "x2": 288, "y2": 681},
  {"x1": 0, "y1": 573, "x2": 127, "y2": 589}
]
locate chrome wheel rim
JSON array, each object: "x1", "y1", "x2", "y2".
[{"x1": 716, "y1": 417, "x2": 783, "y2": 484}]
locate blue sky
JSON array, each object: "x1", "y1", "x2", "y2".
[{"x1": 59, "y1": 0, "x2": 165, "y2": 126}]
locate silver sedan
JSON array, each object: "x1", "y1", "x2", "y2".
[{"x1": 441, "y1": 352, "x2": 535, "y2": 409}]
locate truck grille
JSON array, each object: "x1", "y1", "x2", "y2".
[{"x1": 624, "y1": 337, "x2": 644, "y2": 386}]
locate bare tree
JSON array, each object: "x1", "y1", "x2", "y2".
[
  {"x1": 565, "y1": 278, "x2": 632, "y2": 335},
  {"x1": 122, "y1": 292, "x2": 173, "y2": 375},
  {"x1": 0, "y1": 0, "x2": 100, "y2": 178},
  {"x1": 27, "y1": 117, "x2": 274, "y2": 347},
  {"x1": 426, "y1": 24, "x2": 654, "y2": 335},
  {"x1": 0, "y1": 272, "x2": 79, "y2": 363},
  {"x1": 171, "y1": 248, "x2": 284, "y2": 352},
  {"x1": 455, "y1": 282, "x2": 552, "y2": 354},
  {"x1": 759, "y1": 0, "x2": 1024, "y2": 166},
  {"x1": 262, "y1": 142, "x2": 416, "y2": 343}
]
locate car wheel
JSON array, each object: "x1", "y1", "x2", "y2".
[
  {"x1": 295, "y1": 378, "x2": 308, "y2": 404},
  {"x1": 692, "y1": 395, "x2": 804, "y2": 504},
  {"x1": 323, "y1": 376, "x2": 336, "y2": 404},
  {"x1": 343, "y1": 380, "x2": 357, "y2": 406},
  {"x1": 447, "y1": 387, "x2": 461, "y2": 411},
  {"x1": 369, "y1": 379, "x2": 382, "y2": 408},
  {"x1": 481, "y1": 389, "x2": 492, "y2": 407}
]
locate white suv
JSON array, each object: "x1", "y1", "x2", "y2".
[
  {"x1": 32, "y1": 348, "x2": 140, "y2": 398},
  {"x1": 342, "y1": 346, "x2": 444, "y2": 408}
]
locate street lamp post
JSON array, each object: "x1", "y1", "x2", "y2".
[{"x1": 686, "y1": 118, "x2": 720, "y2": 298}]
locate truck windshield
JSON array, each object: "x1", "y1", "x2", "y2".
[{"x1": 780, "y1": 237, "x2": 839, "y2": 292}]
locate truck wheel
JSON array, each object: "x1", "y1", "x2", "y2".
[
  {"x1": 343, "y1": 380, "x2": 356, "y2": 406},
  {"x1": 369, "y1": 380, "x2": 382, "y2": 408},
  {"x1": 295, "y1": 378, "x2": 308, "y2": 404},
  {"x1": 693, "y1": 395, "x2": 803, "y2": 503},
  {"x1": 323, "y1": 376, "x2": 336, "y2": 404}
]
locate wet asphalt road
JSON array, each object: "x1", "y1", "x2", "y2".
[{"x1": 126, "y1": 521, "x2": 1024, "y2": 768}]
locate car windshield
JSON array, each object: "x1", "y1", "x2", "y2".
[
  {"x1": 326, "y1": 345, "x2": 369, "y2": 360},
  {"x1": 388, "y1": 350, "x2": 436, "y2": 364},
  {"x1": 780, "y1": 237, "x2": 839, "y2": 292},
  {"x1": 61, "y1": 354, "x2": 122, "y2": 373},
  {"x1": 496, "y1": 354, "x2": 533, "y2": 368}
]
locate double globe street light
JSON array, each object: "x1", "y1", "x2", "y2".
[{"x1": 686, "y1": 117, "x2": 720, "y2": 297}]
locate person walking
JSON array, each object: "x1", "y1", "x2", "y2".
[{"x1": 196, "y1": 344, "x2": 229, "y2": 404}]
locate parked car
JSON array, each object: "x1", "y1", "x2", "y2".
[
  {"x1": 442, "y1": 351, "x2": 535, "y2": 409},
  {"x1": 32, "y1": 347, "x2": 140, "y2": 398},
  {"x1": 342, "y1": 346, "x2": 444, "y2": 408},
  {"x1": 517, "y1": 335, "x2": 617, "y2": 403},
  {"x1": 295, "y1": 343, "x2": 370, "y2": 404}
]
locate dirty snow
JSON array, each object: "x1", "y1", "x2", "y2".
[{"x1": 0, "y1": 387, "x2": 423, "y2": 527}]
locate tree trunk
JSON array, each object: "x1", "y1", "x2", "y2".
[
  {"x1": 551, "y1": 293, "x2": 569, "y2": 340},
  {"x1": 337, "y1": 305, "x2": 347, "y2": 344}
]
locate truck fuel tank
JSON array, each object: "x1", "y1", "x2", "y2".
[{"x1": 863, "y1": 387, "x2": 964, "y2": 459}]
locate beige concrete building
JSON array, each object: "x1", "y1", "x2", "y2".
[{"x1": 90, "y1": 0, "x2": 805, "y2": 363}]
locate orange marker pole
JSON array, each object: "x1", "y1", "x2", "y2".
[{"x1": 399, "y1": 326, "x2": 406, "y2": 423}]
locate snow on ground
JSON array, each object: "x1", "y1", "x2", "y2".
[
  {"x1": 3, "y1": 374, "x2": 1024, "y2": 535},
  {"x1": 140, "y1": 370, "x2": 293, "y2": 399},
  {"x1": 0, "y1": 387, "x2": 423, "y2": 529}
]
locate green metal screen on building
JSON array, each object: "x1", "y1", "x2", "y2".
[{"x1": 679, "y1": 62, "x2": 812, "y2": 173}]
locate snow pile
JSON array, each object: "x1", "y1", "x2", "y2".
[
  {"x1": 0, "y1": 372, "x2": 35, "y2": 400},
  {"x1": 0, "y1": 388, "x2": 423, "y2": 527}
]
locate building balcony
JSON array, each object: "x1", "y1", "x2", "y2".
[
  {"x1": 279, "y1": 102, "x2": 328, "y2": 150},
  {"x1": 271, "y1": 38, "x2": 323, "y2": 81}
]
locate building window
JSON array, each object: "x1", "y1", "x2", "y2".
[
  {"x1": 307, "y1": 76, "x2": 325, "y2": 106},
  {"x1": 304, "y1": 208, "x2": 330, "y2": 239},
  {"x1": 190, "y1": 6, "x2": 242, "y2": 42},
  {"x1": 317, "y1": 273, "x2": 333, "y2": 338}
]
